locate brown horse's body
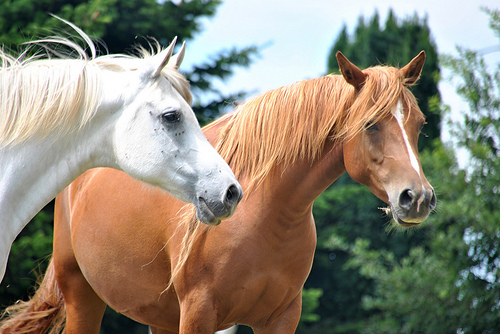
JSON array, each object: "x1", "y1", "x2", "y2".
[
  {"x1": 1, "y1": 52, "x2": 436, "y2": 333},
  {"x1": 55, "y1": 164, "x2": 322, "y2": 333},
  {"x1": 55, "y1": 141, "x2": 334, "y2": 333}
]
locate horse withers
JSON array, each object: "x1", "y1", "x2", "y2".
[
  {"x1": 0, "y1": 52, "x2": 435, "y2": 333},
  {"x1": 0, "y1": 19, "x2": 242, "y2": 282}
]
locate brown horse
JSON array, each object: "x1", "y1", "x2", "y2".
[{"x1": 1, "y1": 52, "x2": 436, "y2": 334}]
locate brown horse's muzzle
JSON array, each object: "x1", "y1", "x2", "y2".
[{"x1": 390, "y1": 185, "x2": 436, "y2": 226}]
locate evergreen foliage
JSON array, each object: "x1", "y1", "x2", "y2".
[
  {"x1": 0, "y1": 1, "x2": 258, "y2": 332},
  {"x1": 300, "y1": 10, "x2": 442, "y2": 333},
  {"x1": 0, "y1": 0, "x2": 259, "y2": 124},
  {"x1": 327, "y1": 9, "x2": 441, "y2": 151},
  {"x1": 2, "y1": 3, "x2": 500, "y2": 333},
  {"x1": 302, "y1": 8, "x2": 500, "y2": 333}
]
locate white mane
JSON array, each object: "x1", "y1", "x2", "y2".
[{"x1": 0, "y1": 21, "x2": 191, "y2": 146}]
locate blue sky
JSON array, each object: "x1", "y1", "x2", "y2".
[{"x1": 182, "y1": 0, "x2": 499, "y2": 146}]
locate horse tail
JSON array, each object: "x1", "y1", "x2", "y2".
[{"x1": 0, "y1": 259, "x2": 66, "y2": 334}]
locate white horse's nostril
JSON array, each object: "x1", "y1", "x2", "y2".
[{"x1": 224, "y1": 184, "x2": 242, "y2": 208}]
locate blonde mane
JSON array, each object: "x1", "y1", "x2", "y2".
[
  {"x1": 0, "y1": 30, "x2": 191, "y2": 146},
  {"x1": 168, "y1": 65, "x2": 421, "y2": 289},
  {"x1": 209, "y1": 65, "x2": 417, "y2": 191}
]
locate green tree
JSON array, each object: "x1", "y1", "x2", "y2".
[
  {"x1": 0, "y1": 0, "x2": 259, "y2": 124},
  {"x1": 0, "y1": 1, "x2": 258, "y2": 332},
  {"x1": 328, "y1": 7, "x2": 500, "y2": 333},
  {"x1": 327, "y1": 9, "x2": 441, "y2": 150},
  {"x1": 300, "y1": 10, "x2": 442, "y2": 333}
]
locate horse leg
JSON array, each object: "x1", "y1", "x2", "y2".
[
  {"x1": 252, "y1": 293, "x2": 302, "y2": 334},
  {"x1": 150, "y1": 326, "x2": 178, "y2": 334},
  {"x1": 57, "y1": 270, "x2": 107, "y2": 334},
  {"x1": 216, "y1": 326, "x2": 239, "y2": 334},
  {"x1": 53, "y1": 192, "x2": 107, "y2": 334},
  {"x1": 177, "y1": 295, "x2": 219, "y2": 334}
]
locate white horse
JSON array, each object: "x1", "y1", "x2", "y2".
[{"x1": 0, "y1": 20, "x2": 242, "y2": 282}]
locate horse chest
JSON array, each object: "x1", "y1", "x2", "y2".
[{"x1": 198, "y1": 220, "x2": 316, "y2": 326}]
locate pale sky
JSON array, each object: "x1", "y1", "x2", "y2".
[{"x1": 182, "y1": 0, "x2": 499, "y2": 147}]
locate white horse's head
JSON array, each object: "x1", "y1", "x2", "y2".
[{"x1": 101, "y1": 40, "x2": 242, "y2": 225}]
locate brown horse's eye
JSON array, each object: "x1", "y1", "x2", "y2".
[
  {"x1": 365, "y1": 121, "x2": 378, "y2": 131},
  {"x1": 419, "y1": 122, "x2": 428, "y2": 137}
]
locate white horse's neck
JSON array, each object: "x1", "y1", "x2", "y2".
[
  {"x1": 0, "y1": 81, "x2": 123, "y2": 280},
  {"x1": 0, "y1": 43, "x2": 245, "y2": 285},
  {"x1": 2, "y1": 128, "x2": 111, "y2": 222}
]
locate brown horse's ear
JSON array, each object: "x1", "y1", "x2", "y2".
[
  {"x1": 336, "y1": 51, "x2": 367, "y2": 90},
  {"x1": 400, "y1": 51, "x2": 426, "y2": 86}
]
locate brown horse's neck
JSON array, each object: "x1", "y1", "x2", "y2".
[
  {"x1": 203, "y1": 115, "x2": 347, "y2": 224},
  {"x1": 262, "y1": 141, "x2": 346, "y2": 220}
]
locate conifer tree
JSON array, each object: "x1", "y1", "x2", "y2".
[
  {"x1": 336, "y1": 8, "x2": 500, "y2": 333},
  {"x1": 0, "y1": 0, "x2": 258, "y2": 123},
  {"x1": 301, "y1": 10, "x2": 442, "y2": 333},
  {"x1": 327, "y1": 9, "x2": 441, "y2": 150},
  {"x1": 0, "y1": 3, "x2": 258, "y2": 332}
]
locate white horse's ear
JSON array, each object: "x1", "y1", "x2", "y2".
[
  {"x1": 149, "y1": 37, "x2": 177, "y2": 78},
  {"x1": 168, "y1": 41, "x2": 186, "y2": 70}
]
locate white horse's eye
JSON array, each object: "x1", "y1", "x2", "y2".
[{"x1": 161, "y1": 110, "x2": 181, "y2": 124}]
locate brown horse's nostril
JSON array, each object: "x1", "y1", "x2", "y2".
[
  {"x1": 429, "y1": 189, "x2": 437, "y2": 211},
  {"x1": 399, "y1": 187, "x2": 436, "y2": 213},
  {"x1": 398, "y1": 188, "x2": 415, "y2": 211}
]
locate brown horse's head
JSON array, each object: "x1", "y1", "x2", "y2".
[{"x1": 337, "y1": 51, "x2": 436, "y2": 227}]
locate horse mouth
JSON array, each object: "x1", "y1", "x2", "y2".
[
  {"x1": 391, "y1": 209, "x2": 423, "y2": 228},
  {"x1": 196, "y1": 197, "x2": 222, "y2": 226},
  {"x1": 395, "y1": 217, "x2": 420, "y2": 228},
  {"x1": 385, "y1": 206, "x2": 422, "y2": 228}
]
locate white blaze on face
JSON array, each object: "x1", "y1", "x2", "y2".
[{"x1": 392, "y1": 100, "x2": 421, "y2": 176}]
